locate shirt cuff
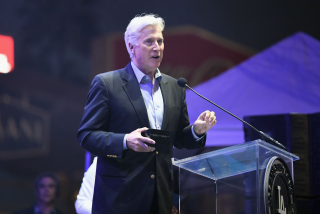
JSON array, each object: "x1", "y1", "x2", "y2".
[
  {"x1": 191, "y1": 126, "x2": 204, "y2": 141},
  {"x1": 123, "y1": 134, "x2": 128, "y2": 150}
]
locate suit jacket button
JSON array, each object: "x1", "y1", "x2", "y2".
[
  {"x1": 156, "y1": 151, "x2": 159, "y2": 154},
  {"x1": 151, "y1": 174, "x2": 155, "y2": 179}
]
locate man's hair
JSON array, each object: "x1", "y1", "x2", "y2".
[
  {"x1": 34, "y1": 172, "x2": 60, "y2": 197},
  {"x1": 125, "y1": 13, "x2": 165, "y2": 59}
]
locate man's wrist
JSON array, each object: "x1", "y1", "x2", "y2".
[
  {"x1": 123, "y1": 134, "x2": 128, "y2": 150},
  {"x1": 191, "y1": 126, "x2": 205, "y2": 140}
]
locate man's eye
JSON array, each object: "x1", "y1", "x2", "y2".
[{"x1": 146, "y1": 40, "x2": 152, "y2": 44}]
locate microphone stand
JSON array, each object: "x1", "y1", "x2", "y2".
[{"x1": 185, "y1": 84, "x2": 288, "y2": 151}]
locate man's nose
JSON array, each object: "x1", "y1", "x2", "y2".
[{"x1": 153, "y1": 41, "x2": 160, "y2": 51}]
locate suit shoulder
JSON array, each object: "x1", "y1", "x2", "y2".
[
  {"x1": 161, "y1": 73, "x2": 177, "y2": 83},
  {"x1": 161, "y1": 73, "x2": 183, "y2": 91},
  {"x1": 92, "y1": 68, "x2": 124, "y2": 86},
  {"x1": 96, "y1": 68, "x2": 123, "y2": 81}
]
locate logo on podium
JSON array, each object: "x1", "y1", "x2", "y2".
[{"x1": 264, "y1": 157, "x2": 296, "y2": 214}]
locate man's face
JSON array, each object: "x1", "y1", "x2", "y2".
[
  {"x1": 36, "y1": 177, "x2": 57, "y2": 204},
  {"x1": 130, "y1": 25, "x2": 164, "y2": 74}
]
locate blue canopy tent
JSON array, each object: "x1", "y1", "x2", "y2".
[{"x1": 186, "y1": 32, "x2": 320, "y2": 146}]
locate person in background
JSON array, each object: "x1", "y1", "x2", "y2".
[
  {"x1": 12, "y1": 172, "x2": 65, "y2": 214},
  {"x1": 75, "y1": 157, "x2": 178, "y2": 214}
]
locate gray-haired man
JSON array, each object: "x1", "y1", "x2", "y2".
[{"x1": 77, "y1": 13, "x2": 217, "y2": 214}]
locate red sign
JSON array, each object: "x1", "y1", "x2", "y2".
[{"x1": 0, "y1": 34, "x2": 14, "y2": 73}]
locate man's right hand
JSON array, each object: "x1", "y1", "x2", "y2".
[{"x1": 126, "y1": 127, "x2": 156, "y2": 152}]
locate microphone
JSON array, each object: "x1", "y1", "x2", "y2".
[
  {"x1": 177, "y1": 78, "x2": 187, "y2": 87},
  {"x1": 177, "y1": 77, "x2": 287, "y2": 151}
]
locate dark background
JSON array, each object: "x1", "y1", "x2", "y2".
[
  {"x1": 1, "y1": 1, "x2": 320, "y2": 86},
  {"x1": 0, "y1": 1, "x2": 319, "y2": 213}
]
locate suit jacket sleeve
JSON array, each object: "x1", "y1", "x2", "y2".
[
  {"x1": 77, "y1": 75, "x2": 125, "y2": 158},
  {"x1": 173, "y1": 86, "x2": 206, "y2": 149}
]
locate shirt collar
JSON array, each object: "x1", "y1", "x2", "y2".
[{"x1": 131, "y1": 61, "x2": 162, "y2": 83}]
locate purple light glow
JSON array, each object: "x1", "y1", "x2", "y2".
[{"x1": 186, "y1": 32, "x2": 320, "y2": 146}]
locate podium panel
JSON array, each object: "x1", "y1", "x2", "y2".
[{"x1": 172, "y1": 140, "x2": 299, "y2": 214}]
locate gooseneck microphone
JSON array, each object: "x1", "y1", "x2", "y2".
[{"x1": 177, "y1": 77, "x2": 287, "y2": 151}]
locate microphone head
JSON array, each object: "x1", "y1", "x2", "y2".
[{"x1": 177, "y1": 78, "x2": 187, "y2": 87}]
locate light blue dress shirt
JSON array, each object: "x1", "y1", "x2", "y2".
[{"x1": 123, "y1": 62, "x2": 201, "y2": 149}]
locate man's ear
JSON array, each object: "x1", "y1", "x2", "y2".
[{"x1": 128, "y1": 43, "x2": 135, "y2": 55}]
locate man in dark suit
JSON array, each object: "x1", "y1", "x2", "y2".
[{"x1": 77, "y1": 13, "x2": 217, "y2": 214}]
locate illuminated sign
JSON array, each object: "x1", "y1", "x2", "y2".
[{"x1": 0, "y1": 34, "x2": 14, "y2": 74}]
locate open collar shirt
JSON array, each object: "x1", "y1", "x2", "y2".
[
  {"x1": 123, "y1": 62, "x2": 200, "y2": 149},
  {"x1": 131, "y1": 61, "x2": 164, "y2": 130}
]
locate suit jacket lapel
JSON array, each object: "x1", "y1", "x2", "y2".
[
  {"x1": 160, "y1": 76, "x2": 170, "y2": 130},
  {"x1": 121, "y1": 63, "x2": 150, "y2": 128}
]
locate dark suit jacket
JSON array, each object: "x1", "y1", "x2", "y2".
[{"x1": 77, "y1": 63, "x2": 206, "y2": 214}]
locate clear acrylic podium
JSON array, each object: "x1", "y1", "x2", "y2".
[{"x1": 172, "y1": 139, "x2": 299, "y2": 214}]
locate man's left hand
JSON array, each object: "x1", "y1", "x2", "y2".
[{"x1": 193, "y1": 110, "x2": 217, "y2": 136}]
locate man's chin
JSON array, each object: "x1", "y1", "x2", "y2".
[{"x1": 150, "y1": 62, "x2": 161, "y2": 70}]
